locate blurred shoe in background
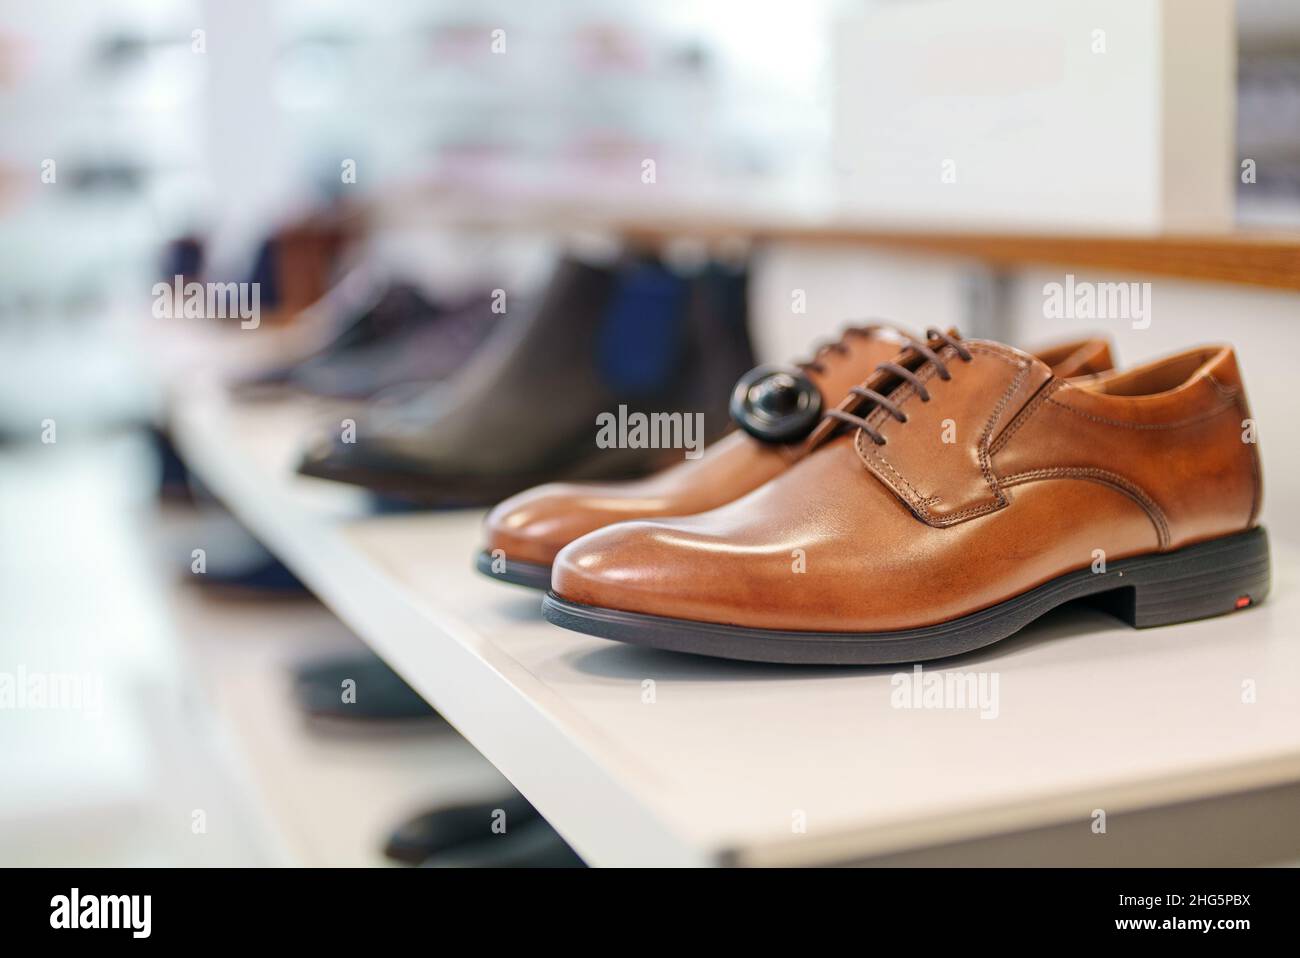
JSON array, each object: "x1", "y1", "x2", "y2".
[
  {"x1": 147, "y1": 422, "x2": 196, "y2": 504},
  {"x1": 238, "y1": 282, "x2": 500, "y2": 401},
  {"x1": 174, "y1": 511, "x2": 312, "y2": 597},
  {"x1": 190, "y1": 549, "x2": 309, "y2": 597},
  {"x1": 297, "y1": 252, "x2": 755, "y2": 507},
  {"x1": 293, "y1": 651, "x2": 444, "y2": 723},
  {"x1": 418, "y1": 817, "x2": 585, "y2": 868},
  {"x1": 160, "y1": 208, "x2": 358, "y2": 329},
  {"x1": 384, "y1": 793, "x2": 539, "y2": 864}
]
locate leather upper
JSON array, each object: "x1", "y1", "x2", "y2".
[
  {"x1": 551, "y1": 338, "x2": 1261, "y2": 632},
  {"x1": 483, "y1": 331, "x2": 1114, "y2": 566}
]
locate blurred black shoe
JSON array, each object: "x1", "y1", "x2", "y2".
[
  {"x1": 384, "y1": 794, "x2": 540, "y2": 865},
  {"x1": 297, "y1": 254, "x2": 755, "y2": 506},
  {"x1": 237, "y1": 282, "x2": 499, "y2": 400},
  {"x1": 193, "y1": 552, "x2": 308, "y2": 596},
  {"x1": 419, "y1": 818, "x2": 585, "y2": 868},
  {"x1": 293, "y1": 652, "x2": 443, "y2": 722}
]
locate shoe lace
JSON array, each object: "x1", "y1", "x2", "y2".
[
  {"x1": 825, "y1": 327, "x2": 973, "y2": 446},
  {"x1": 797, "y1": 321, "x2": 902, "y2": 375}
]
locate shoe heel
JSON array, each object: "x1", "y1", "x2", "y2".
[{"x1": 1092, "y1": 527, "x2": 1271, "y2": 629}]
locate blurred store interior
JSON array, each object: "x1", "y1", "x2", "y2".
[{"x1": 2, "y1": 0, "x2": 1299, "y2": 867}]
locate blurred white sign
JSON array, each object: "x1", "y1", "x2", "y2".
[{"x1": 833, "y1": 0, "x2": 1234, "y2": 232}]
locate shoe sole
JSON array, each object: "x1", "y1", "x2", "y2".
[
  {"x1": 475, "y1": 550, "x2": 553, "y2": 589},
  {"x1": 299, "y1": 456, "x2": 541, "y2": 508},
  {"x1": 541, "y1": 527, "x2": 1271, "y2": 665},
  {"x1": 299, "y1": 447, "x2": 676, "y2": 509}
]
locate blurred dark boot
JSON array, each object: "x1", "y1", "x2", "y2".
[{"x1": 297, "y1": 253, "x2": 755, "y2": 506}]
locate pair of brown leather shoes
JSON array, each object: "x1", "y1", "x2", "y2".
[{"x1": 479, "y1": 327, "x2": 1269, "y2": 664}]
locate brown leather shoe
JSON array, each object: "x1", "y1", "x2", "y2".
[
  {"x1": 543, "y1": 331, "x2": 1268, "y2": 664},
  {"x1": 478, "y1": 330, "x2": 1114, "y2": 587}
]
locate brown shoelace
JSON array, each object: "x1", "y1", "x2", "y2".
[
  {"x1": 797, "y1": 321, "x2": 903, "y2": 375},
  {"x1": 826, "y1": 327, "x2": 973, "y2": 446}
]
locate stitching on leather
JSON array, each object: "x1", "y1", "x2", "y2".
[
  {"x1": 964, "y1": 343, "x2": 1025, "y2": 368},
  {"x1": 1247, "y1": 427, "x2": 1262, "y2": 527},
  {"x1": 1043, "y1": 393, "x2": 1238, "y2": 430},
  {"x1": 920, "y1": 367, "x2": 1028, "y2": 527},
  {"x1": 859, "y1": 343, "x2": 1027, "y2": 525},
  {"x1": 972, "y1": 361, "x2": 1028, "y2": 503},
  {"x1": 1238, "y1": 393, "x2": 1263, "y2": 527},
  {"x1": 991, "y1": 378, "x2": 1064, "y2": 455},
  {"x1": 1000, "y1": 467, "x2": 1170, "y2": 548},
  {"x1": 855, "y1": 428, "x2": 935, "y2": 502}
]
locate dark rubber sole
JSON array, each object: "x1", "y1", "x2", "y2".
[
  {"x1": 298, "y1": 445, "x2": 672, "y2": 509},
  {"x1": 541, "y1": 527, "x2": 1271, "y2": 665},
  {"x1": 475, "y1": 550, "x2": 553, "y2": 590}
]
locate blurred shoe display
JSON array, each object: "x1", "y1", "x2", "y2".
[
  {"x1": 10, "y1": 0, "x2": 1292, "y2": 881},
  {"x1": 297, "y1": 253, "x2": 755, "y2": 506},
  {"x1": 383, "y1": 793, "x2": 540, "y2": 865},
  {"x1": 293, "y1": 652, "x2": 444, "y2": 722},
  {"x1": 478, "y1": 331, "x2": 1114, "y2": 588}
]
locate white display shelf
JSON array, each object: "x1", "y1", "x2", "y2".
[{"x1": 172, "y1": 389, "x2": 1300, "y2": 866}]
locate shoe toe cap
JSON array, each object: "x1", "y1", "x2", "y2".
[
  {"x1": 552, "y1": 518, "x2": 778, "y2": 624},
  {"x1": 485, "y1": 482, "x2": 667, "y2": 568}
]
